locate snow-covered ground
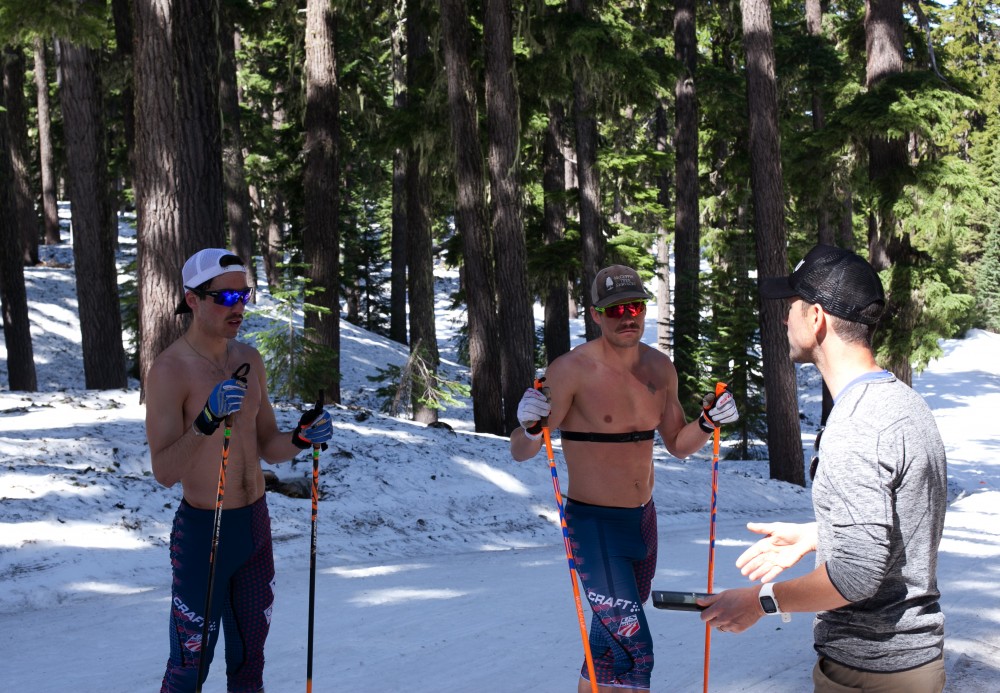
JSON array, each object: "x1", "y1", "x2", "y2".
[{"x1": 1, "y1": 219, "x2": 998, "y2": 691}]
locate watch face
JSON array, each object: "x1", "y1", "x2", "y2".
[{"x1": 760, "y1": 596, "x2": 778, "y2": 614}]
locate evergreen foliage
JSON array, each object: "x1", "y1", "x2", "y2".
[
  {"x1": 244, "y1": 267, "x2": 339, "y2": 402},
  {"x1": 5, "y1": 0, "x2": 1000, "y2": 443},
  {"x1": 368, "y1": 340, "x2": 470, "y2": 417},
  {"x1": 702, "y1": 226, "x2": 767, "y2": 459},
  {"x1": 977, "y1": 225, "x2": 1000, "y2": 332},
  {"x1": 342, "y1": 196, "x2": 392, "y2": 336},
  {"x1": 0, "y1": 0, "x2": 105, "y2": 45}
]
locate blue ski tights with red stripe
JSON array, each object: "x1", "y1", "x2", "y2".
[
  {"x1": 160, "y1": 495, "x2": 274, "y2": 693},
  {"x1": 566, "y1": 498, "x2": 658, "y2": 690}
]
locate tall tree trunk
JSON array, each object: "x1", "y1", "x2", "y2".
[
  {"x1": 654, "y1": 101, "x2": 672, "y2": 356},
  {"x1": 673, "y1": 0, "x2": 700, "y2": 408},
  {"x1": 441, "y1": 0, "x2": 504, "y2": 435},
  {"x1": 135, "y1": 0, "x2": 181, "y2": 390},
  {"x1": 405, "y1": 157, "x2": 438, "y2": 424},
  {"x1": 865, "y1": 0, "x2": 912, "y2": 385},
  {"x1": 134, "y1": 0, "x2": 224, "y2": 391},
  {"x1": 389, "y1": 0, "x2": 408, "y2": 347},
  {"x1": 111, "y1": 0, "x2": 136, "y2": 212},
  {"x1": 219, "y1": 22, "x2": 254, "y2": 273},
  {"x1": 485, "y1": 0, "x2": 534, "y2": 432},
  {"x1": 255, "y1": 88, "x2": 288, "y2": 291},
  {"x1": 806, "y1": 0, "x2": 833, "y2": 246},
  {"x1": 405, "y1": 0, "x2": 438, "y2": 424},
  {"x1": 806, "y1": 0, "x2": 835, "y2": 423},
  {"x1": 542, "y1": 100, "x2": 570, "y2": 363},
  {"x1": 0, "y1": 60, "x2": 37, "y2": 391},
  {"x1": 33, "y1": 38, "x2": 60, "y2": 246},
  {"x1": 390, "y1": 140, "x2": 408, "y2": 347},
  {"x1": 173, "y1": 0, "x2": 225, "y2": 246},
  {"x1": 3, "y1": 47, "x2": 40, "y2": 266},
  {"x1": 261, "y1": 188, "x2": 285, "y2": 289},
  {"x1": 741, "y1": 0, "x2": 804, "y2": 485},
  {"x1": 568, "y1": 0, "x2": 603, "y2": 341},
  {"x1": 303, "y1": 0, "x2": 341, "y2": 404},
  {"x1": 57, "y1": 37, "x2": 128, "y2": 389}
]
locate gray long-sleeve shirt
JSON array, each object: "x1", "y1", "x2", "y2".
[{"x1": 812, "y1": 372, "x2": 947, "y2": 672}]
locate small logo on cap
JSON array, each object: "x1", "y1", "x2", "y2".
[{"x1": 605, "y1": 276, "x2": 615, "y2": 292}]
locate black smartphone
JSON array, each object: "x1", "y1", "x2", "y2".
[{"x1": 651, "y1": 590, "x2": 711, "y2": 611}]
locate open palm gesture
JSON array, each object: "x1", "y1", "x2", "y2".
[{"x1": 736, "y1": 522, "x2": 818, "y2": 583}]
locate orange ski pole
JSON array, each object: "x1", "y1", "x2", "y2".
[
  {"x1": 535, "y1": 379, "x2": 598, "y2": 693},
  {"x1": 703, "y1": 381, "x2": 727, "y2": 693},
  {"x1": 196, "y1": 363, "x2": 250, "y2": 693}
]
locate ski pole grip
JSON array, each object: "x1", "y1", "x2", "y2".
[
  {"x1": 701, "y1": 381, "x2": 729, "y2": 411},
  {"x1": 533, "y1": 378, "x2": 551, "y2": 428},
  {"x1": 698, "y1": 381, "x2": 729, "y2": 433}
]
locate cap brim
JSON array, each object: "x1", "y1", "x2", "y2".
[
  {"x1": 594, "y1": 290, "x2": 650, "y2": 309},
  {"x1": 759, "y1": 276, "x2": 799, "y2": 300}
]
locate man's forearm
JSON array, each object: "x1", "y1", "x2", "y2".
[
  {"x1": 664, "y1": 419, "x2": 713, "y2": 459},
  {"x1": 151, "y1": 424, "x2": 218, "y2": 487},
  {"x1": 772, "y1": 562, "x2": 851, "y2": 614},
  {"x1": 510, "y1": 426, "x2": 543, "y2": 461}
]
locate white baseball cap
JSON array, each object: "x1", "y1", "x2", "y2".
[{"x1": 176, "y1": 248, "x2": 248, "y2": 314}]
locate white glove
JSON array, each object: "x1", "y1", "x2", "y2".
[
  {"x1": 517, "y1": 388, "x2": 551, "y2": 439},
  {"x1": 699, "y1": 387, "x2": 739, "y2": 433}
]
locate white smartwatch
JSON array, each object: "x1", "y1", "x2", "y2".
[{"x1": 758, "y1": 582, "x2": 791, "y2": 622}]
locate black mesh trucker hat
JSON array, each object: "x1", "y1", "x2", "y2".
[{"x1": 759, "y1": 245, "x2": 885, "y2": 325}]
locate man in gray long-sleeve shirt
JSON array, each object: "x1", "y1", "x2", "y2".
[{"x1": 698, "y1": 245, "x2": 947, "y2": 692}]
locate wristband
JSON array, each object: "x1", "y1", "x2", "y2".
[
  {"x1": 193, "y1": 407, "x2": 221, "y2": 436},
  {"x1": 292, "y1": 427, "x2": 312, "y2": 449},
  {"x1": 523, "y1": 424, "x2": 543, "y2": 440},
  {"x1": 292, "y1": 426, "x2": 329, "y2": 451},
  {"x1": 698, "y1": 411, "x2": 716, "y2": 434}
]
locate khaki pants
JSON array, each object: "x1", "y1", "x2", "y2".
[{"x1": 812, "y1": 655, "x2": 945, "y2": 693}]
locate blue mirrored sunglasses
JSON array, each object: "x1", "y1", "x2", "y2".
[{"x1": 186, "y1": 286, "x2": 254, "y2": 307}]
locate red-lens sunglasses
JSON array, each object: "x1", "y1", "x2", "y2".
[{"x1": 596, "y1": 300, "x2": 646, "y2": 319}]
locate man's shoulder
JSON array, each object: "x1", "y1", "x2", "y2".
[
  {"x1": 147, "y1": 339, "x2": 186, "y2": 375},
  {"x1": 543, "y1": 344, "x2": 595, "y2": 386},
  {"x1": 638, "y1": 341, "x2": 671, "y2": 363},
  {"x1": 230, "y1": 339, "x2": 263, "y2": 362}
]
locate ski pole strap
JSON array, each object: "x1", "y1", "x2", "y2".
[{"x1": 232, "y1": 362, "x2": 251, "y2": 384}]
